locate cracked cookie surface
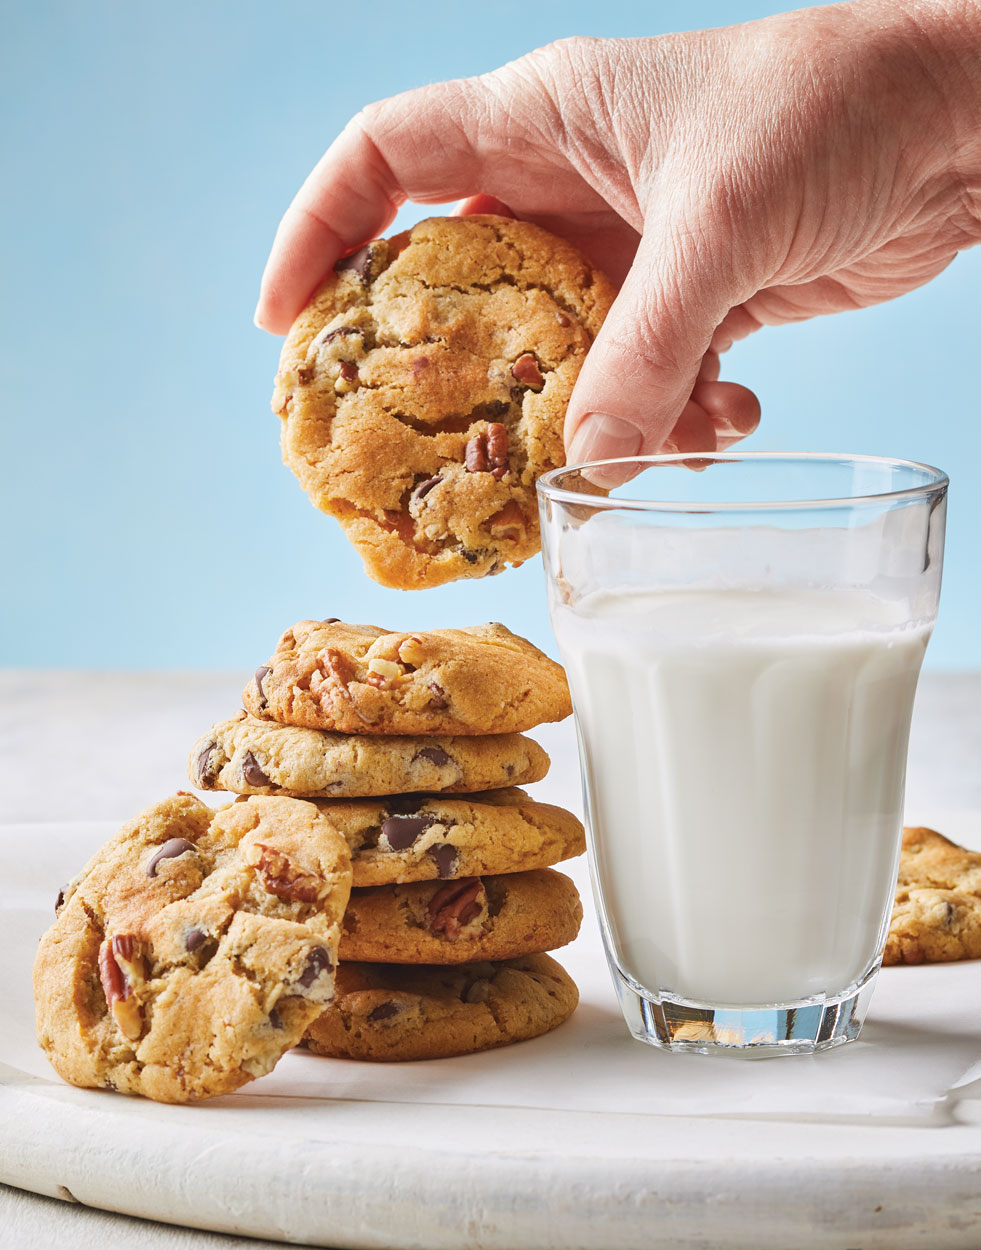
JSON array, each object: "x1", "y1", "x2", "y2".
[
  {"x1": 243, "y1": 619, "x2": 572, "y2": 735},
  {"x1": 34, "y1": 794, "x2": 352, "y2": 1103},
  {"x1": 884, "y1": 826, "x2": 981, "y2": 965},
  {"x1": 303, "y1": 953, "x2": 579, "y2": 1061},
  {"x1": 311, "y1": 787, "x2": 585, "y2": 888},
  {"x1": 272, "y1": 214, "x2": 615, "y2": 588},
  {"x1": 338, "y1": 868, "x2": 582, "y2": 965},
  {"x1": 189, "y1": 712, "x2": 549, "y2": 799}
]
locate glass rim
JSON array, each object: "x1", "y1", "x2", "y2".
[{"x1": 537, "y1": 452, "x2": 949, "y2": 513}]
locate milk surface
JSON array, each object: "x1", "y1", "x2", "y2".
[{"x1": 553, "y1": 588, "x2": 931, "y2": 1006}]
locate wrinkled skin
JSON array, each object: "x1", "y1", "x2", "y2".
[{"x1": 256, "y1": 0, "x2": 981, "y2": 484}]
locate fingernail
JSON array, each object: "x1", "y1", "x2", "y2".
[{"x1": 568, "y1": 413, "x2": 643, "y2": 466}]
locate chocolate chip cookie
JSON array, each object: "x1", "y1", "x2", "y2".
[
  {"x1": 272, "y1": 215, "x2": 615, "y2": 588},
  {"x1": 34, "y1": 794, "x2": 352, "y2": 1103},
  {"x1": 314, "y1": 788, "x2": 585, "y2": 888},
  {"x1": 189, "y1": 712, "x2": 549, "y2": 799},
  {"x1": 243, "y1": 619, "x2": 572, "y2": 735},
  {"x1": 303, "y1": 953, "x2": 579, "y2": 1061},
  {"x1": 884, "y1": 826, "x2": 981, "y2": 965},
  {"x1": 338, "y1": 868, "x2": 581, "y2": 965}
]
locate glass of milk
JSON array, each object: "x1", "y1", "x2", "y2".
[{"x1": 538, "y1": 453, "x2": 947, "y2": 1056}]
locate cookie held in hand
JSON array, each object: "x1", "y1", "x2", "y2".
[
  {"x1": 34, "y1": 794, "x2": 352, "y2": 1103},
  {"x1": 272, "y1": 215, "x2": 615, "y2": 588},
  {"x1": 884, "y1": 826, "x2": 981, "y2": 965}
]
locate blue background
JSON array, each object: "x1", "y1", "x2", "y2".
[{"x1": 2, "y1": 0, "x2": 977, "y2": 669}]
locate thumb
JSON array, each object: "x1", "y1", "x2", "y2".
[{"x1": 564, "y1": 219, "x2": 740, "y2": 484}]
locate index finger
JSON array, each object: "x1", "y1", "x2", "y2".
[{"x1": 254, "y1": 81, "x2": 495, "y2": 334}]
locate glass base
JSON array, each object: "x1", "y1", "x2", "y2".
[{"x1": 612, "y1": 967, "x2": 878, "y2": 1058}]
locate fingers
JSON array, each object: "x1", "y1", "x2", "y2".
[
  {"x1": 452, "y1": 194, "x2": 516, "y2": 218},
  {"x1": 255, "y1": 81, "x2": 502, "y2": 334},
  {"x1": 565, "y1": 216, "x2": 741, "y2": 470}
]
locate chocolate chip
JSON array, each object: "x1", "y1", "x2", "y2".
[
  {"x1": 242, "y1": 751, "x2": 271, "y2": 788},
  {"x1": 322, "y1": 617, "x2": 340, "y2": 624},
  {"x1": 55, "y1": 886, "x2": 67, "y2": 914},
  {"x1": 511, "y1": 353, "x2": 545, "y2": 390},
  {"x1": 412, "y1": 474, "x2": 441, "y2": 503},
  {"x1": 193, "y1": 741, "x2": 218, "y2": 787},
  {"x1": 367, "y1": 1002, "x2": 401, "y2": 1022},
  {"x1": 185, "y1": 927, "x2": 207, "y2": 952},
  {"x1": 338, "y1": 361, "x2": 359, "y2": 382},
  {"x1": 269, "y1": 1008, "x2": 284, "y2": 1029},
  {"x1": 428, "y1": 681, "x2": 448, "y2": 709},
  {"x1": 298, "y1": 946, "x2": 333, "y2": 988},
  {"x1": 381, "y1": 814, "x2": 436, "y2": 851},
  {"x1": 555, "y1": 312, "x2": 571, "y2": 327},
  {"x1": 428, "y1": 844, "x2": 459, "y2": 879},
  {"x1": 460, "y1": 548, "x2": 480, "y2": 565},
  {"x1": 323, "y1": 325, "x2": 360, "y2": 342},
  {"x1": 146, "y1": 838, "x2": 196, "y2": 878},
  {"x1": 254, "y1": 666, "x2": 271, "y2": 710},
  {"x1": 334, "y1": 241, "x2": 387, "y2": 284},
  {"x1": 296, "y1": 365, "x2": 314, "y2": 385},
  {"x1": 414, "y1": 746, "x2": 451, "y2": 768},
  {"x1": 411, "y1": 355, "x2": 429, "y2": 379}
]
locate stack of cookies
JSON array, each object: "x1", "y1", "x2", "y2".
[{"x1": 188, "y1": 618, "x2": 587, "y2": 1062}]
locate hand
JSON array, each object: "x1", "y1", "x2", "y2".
[{"x1": 255, "y1": 0, "x2": 981, "y2": 485}]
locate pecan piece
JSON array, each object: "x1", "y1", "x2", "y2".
[
  {"x1": 98, "y1": 934, "x2": 144, "y2": 1040},
  {"x1": 366, "y1": 656, "x2": 403, "y2": 689},
  {"x1": 511, "y1": 353, "x2": 544, "y2": 391},
  {"x1": 251, "y1": 843, "x2": 326, "y2": 903},
  {"x1": 318, "y1": 648, "x2": 354, "y2": 703},
  {"x1": 487, "y1": 499, "x2": 528, "y2": 543},
  {"x1": 426, "y1": 877, "x2": 487, "y2": 940},
  {"x1": 464, "y1": 423, "x2": 509, "y2": 480}
]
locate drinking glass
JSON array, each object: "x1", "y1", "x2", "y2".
[{"x1": 538, "y1": 453, "x2": 948, "y2": 1055}]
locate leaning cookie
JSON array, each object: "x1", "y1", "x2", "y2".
[
  {"x1": 243, "y1": 619, "x2": 572, "y2": 735},
  {"x1": 273, "y1": 215, "x2": 615, "y2": 589},
  {"x1": 189, "y1": 712, "x2": 549, "y2": 798},
  {"x1": 884, "y1": 826, "x2": 981, "y2": 965},
  {"x1": 303, "y1": 954, "x2": 579, "y2": 1062},
  {"x1": 338, "y1": 868, "x2": 581, "y2": 965},
  {"x1": 314, "y1": 788, "x2": 585, "y2": 887},
  {"x1": 34, "y1": 794, "x2": 351, "y2": 1103}
]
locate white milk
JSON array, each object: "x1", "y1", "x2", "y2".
[{"x1": 553, "y1": 588, "x2": 931, "y2": 1006}]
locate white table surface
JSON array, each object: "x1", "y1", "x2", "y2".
[{"x1": 1, "y1": 669, "x2": 980, "y2": 1250}]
